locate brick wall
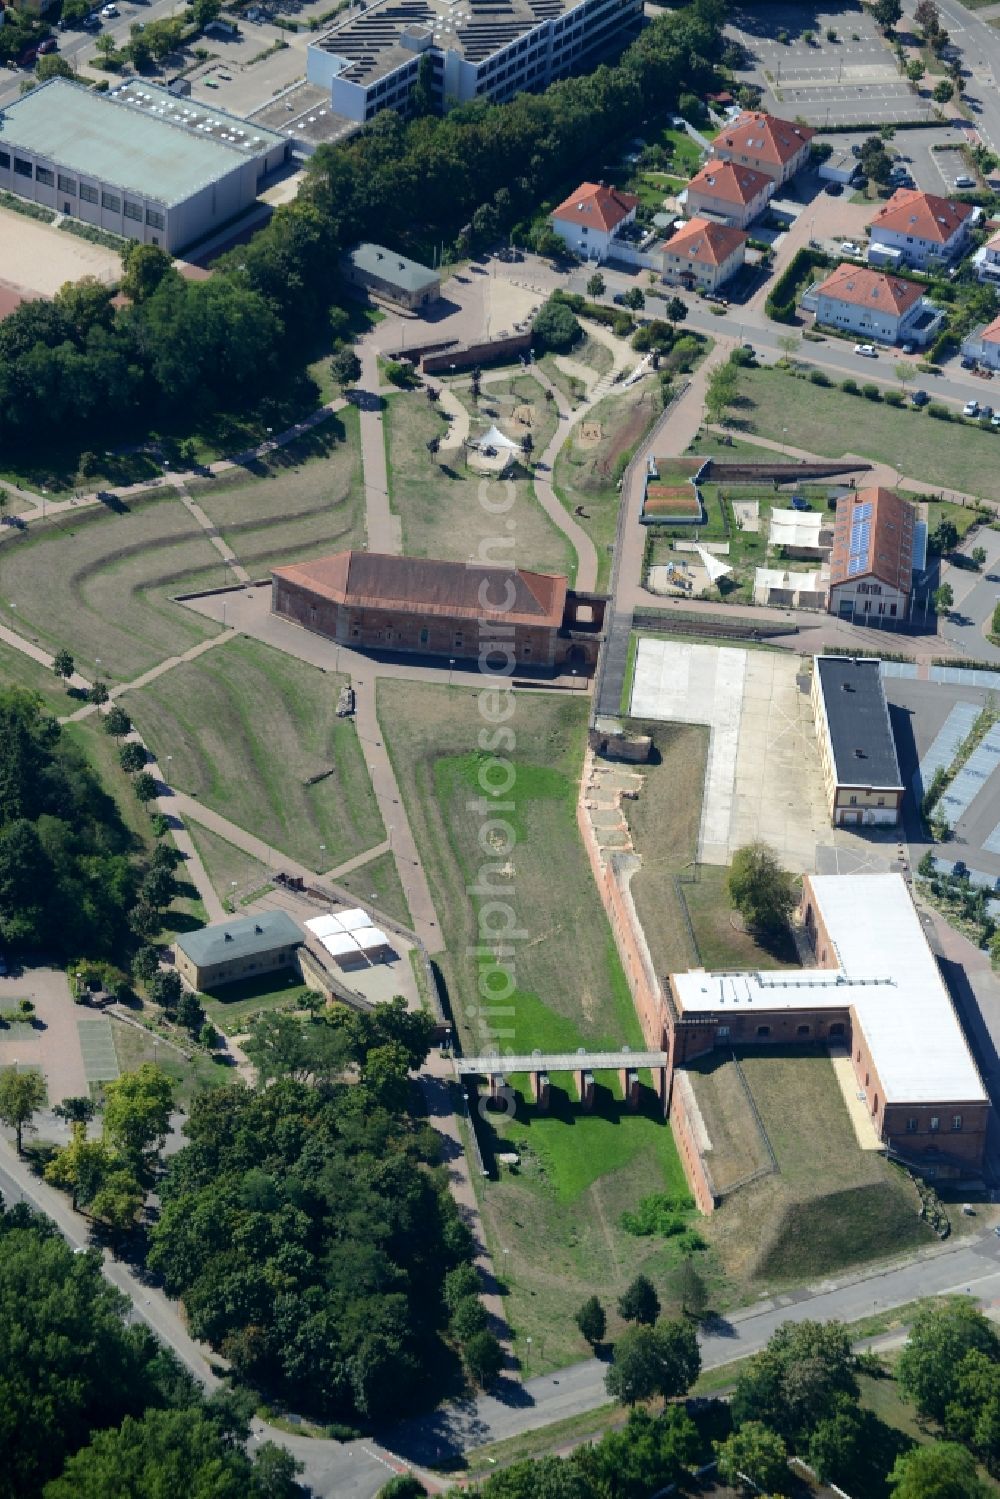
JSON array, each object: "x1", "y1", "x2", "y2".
[{"x1": 669, "y1": 1070, "x2": 718, "y2": 1214}]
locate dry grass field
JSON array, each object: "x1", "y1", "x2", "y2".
[
  {"x1": 0, "y1": 492, "x2": 225, "y2": 682},
  {"x1": 128, "y1": 637, "x2": 384, "y2": 870},
  {"x1": 383, "y1": 389, "x2": 574, "y2": 577},
  {"x1": 192, "y1": 407, "x2": 365, "y2": 575}
]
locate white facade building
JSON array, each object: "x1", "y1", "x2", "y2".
[
  {"x1": 550, "y1": 180, "x2": 639, "y2": 262},
  {"x1": 683, "y1": 158, "x2": 772, "y2": 230},
  {"x1": 867, "y1": 188, "x2": 974, "y2": 272},
  {"x1": 0, "y1": 79, "x2": 288, "y2": 255},
  {"x1": 962, "y1": 314, "x2": 1000, "y2": 370},
  {"x1": 972, "y1": 230, "x2": 1000, "y2": 286},
  {"x1": 307, "y1": 0, "x2": 642, "y2": 123},
  {"x1": 807, "y1": 262, "x2": 943, "y2": 347}
]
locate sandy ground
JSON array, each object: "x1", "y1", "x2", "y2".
[{"x1": 0, "y1": 206, "x2": 121, "y2": 298}]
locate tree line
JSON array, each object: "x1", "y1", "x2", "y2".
[
  {"x1": 0, "y1": 1, "x2": 722, "y2": 465},
  {"x1": 0, "y1": 1196, "x2": 303, "y2": 1498}
]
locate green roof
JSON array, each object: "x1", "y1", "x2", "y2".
[
  {"x1": 348, "y1": 242, "x2": 439, "y2": 294},
  {"x1": 176, "y1": 910, "x2": 302, "y2": 968},
  {"x1": 0, "y1": 79, "x2": 282, "y2": 207}
]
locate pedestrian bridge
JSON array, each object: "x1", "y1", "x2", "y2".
[{"x1": 453, "y1": 1048, "x2": 670, "y2": 1113}]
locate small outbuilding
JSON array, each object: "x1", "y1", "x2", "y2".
[
  {"x1": 343, "y1": 243, "x2": 440, "y2": 310},
  {"x1": 174, "y1": 909, "x2": 303, "y2": 992}
]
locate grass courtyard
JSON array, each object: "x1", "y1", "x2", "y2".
[
  {"x1": 127, "y1": 637, "x2": 384, "y2": 871},
  {"x1": 554, "y1": 379, "x2": 667, "y2": 591},
  {"x1": 691, "y1": 1047, "x2": 934, "y2": 1297},
  {"x1": 0, "y1": 635, "x2": 79, "y2": 715},
  {"x1": 377, "y1": 679, "x2": 694, "y2": 1369},
  {"x1": 191, "y1": 408, "x2": 365, "y2": 576},
  {"x1": 735, "y1": 366, "x2": 1000, "y2": 498},
  {"x1": 0, "y1": 492, "x2": 225, "y2": 682},
  {"x1": 383, "y1": 385, "x2": 574, "y2": 577}
]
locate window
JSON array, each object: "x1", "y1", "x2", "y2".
[
  {"x1": 849, "y1": 795, "x2": 857, "y2": 806},
  {"x1": 124, "y1": 200, "x2": 143, "y2": 222},
  {"x1": 351, "y1": 626, "x2": 360, "y2": 639},
  {"x1": 57, "y1": 173, "x2": 76, "y2": 195},
  {"x1": 35, "y1": 166, "x2": 54, "y2": 188},
  {"x1": 877, "y1": 797, "x2": 885, "y2": 807},
  {"x1": 14, "y1": 157, "x2": 32, "y2": 179},
  {"x1": 952, "y1": 1114, "x2": 963, "y2": 1131},
  {"x1": 796, "y1": 1024, "x2": 810, "y2": 1036},
  {"x1": 102, "y1": 190, "x2": 120, "y2": 213},
  {"x1": 830, "y1": 1023, "x2": 845, "y2": 1037},
  {"x1": 419, "y1": 627, "x2": 429, "y2": 645},
  {"x1": 79, "y1": 183, "x2": 98, "y2": 204},
  {"x1": 716, "y1": 1025, "x2": 730, "y2": 1039},
  {"x1": 906, "y1": 1117, "x2": 918, "y2": 1133},
  {"x1": 145, "y1": 207, "x2": 165, "y2": 230},
  {"x1": 756, "y1": 1025, "x2": 771, "y2": 1038},
  {"x1": 454, "y1": 632, "x2": 464, "y2": 649},
  {"x1": 522, "y1": 643, "x2": 531, "y2": 657},
  {"x1": 0, "y1": 152, "x2": 9, "y2": 170},
  {"x1": 930, "y1": 1115, "x2": 940, "y2": 1132}
]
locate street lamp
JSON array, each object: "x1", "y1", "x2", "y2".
[{"x1": 448, "y1": 656, "x2": 456, "y2": 687}]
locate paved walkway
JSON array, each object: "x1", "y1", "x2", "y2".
[
  {"x1": 358, "y1": 343, "x2": 401, "y2": 553},
  {"x1": 529, "y1": 366, "x2": 600, "y2": 592},
  {"x1": 63, "y1": 629, "x2": 237, "y2": 724},
  {"x1": 177, "y1": 485, "x2": 250, "y2": 585},
  {"x1": 0, "y1": 620, "x2": 91, "y2": 693}
]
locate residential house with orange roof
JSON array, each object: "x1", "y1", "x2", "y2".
[
  {"x1": 972, "y1": 227, "x2": 1000, "y2": 286},
  {"x1": 807, "y1": 262, "x2": 943, "y2": 347},
  {"x1": 661, "y1": 216, "x2": 746, "y2": 292},
  {"x1": 867, "y1": 188, "x2": 975, "y2": 271},
  {"x1": 710, "y1": 110, "x2": 814, "y2": 186},
  {"x1": 550, "y1": 181, "x2": 640, "y2": 263},
  {"x1": 683, "y1": 159, "x2": 773, "y2": 230},
  {"x1": 827, "y1": 487, "x2": 916, "y2": 624},
  {"x1": 961, "y1": 312, "x2": 1000, "y2": 370}
]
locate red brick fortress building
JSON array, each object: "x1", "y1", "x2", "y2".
[{"x1": 271, "y1": 550, "x2": 606, "y2": 670}]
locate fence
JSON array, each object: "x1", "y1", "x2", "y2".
[{"x1": 716, "y1": 1048, "x2": 779, "y2": 1200}]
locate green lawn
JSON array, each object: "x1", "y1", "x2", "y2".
[
  {"x1": 0, "y1": 492, "x2": 225, "y2": 682},
  {"x1": 127, "y1": 636, "x2": 384, "y2": 871},
  {"x1": 0, "y1": 635, "x2": 79, "y2": 715},
  {"x1": 378, "y1": 679, "x2": 693, "y2": 1372},
  {"x1": 331, "y1": 849, "x2": 412, "y2": 929},
  {"x1": 197, "y1": 969, "x2": 312, "y2": 1037},
  {"x1": 193, "y1": 408, "x2": 364, "y2": 575},
  {"x1": 735, "y1": 366, "x2": 1000, "y2": 497},
  {"x1": 383, "y1": 386, "x2": 574, "y2": 577},
  {"x1": 554, "y1": 379, "x2": 666, "y2": 591},
  {"x1": 110, "y1": 1016, "x2": 236, "y2": 1110},
  {"x1": 655, "y1": 125, "x2": 706, "y2": 177}
]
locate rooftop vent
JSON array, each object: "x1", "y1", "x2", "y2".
[
  {"x1": 841, "y1": 682, "x2": 855, "y2": 692},
  {"x1": 854, "y1": 748, "x2": 867, "y2": 759}
]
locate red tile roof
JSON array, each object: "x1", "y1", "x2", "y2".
[
  {"x1": 817, "y1": 262, "x2": 924, "y2": 316},
  {"x1": 686, "y1": 159, "x2": 772, "y2": 207},
  {"x1": 714, "y1": 111, "x2": 814, "y2": 168},
  {"x1": 829, "y1": 487, "x2": 915, "y2": 593},
  {"x1": 665, "y1": 216, "x2": 746, "y2": 266},
  {"x1": 272, "y1": 552, "x2": 568, "y2": 629},
  {"x1": 978, "y1": 313, "x2": 1000, "y2": 345},
  {"x1": 551, "y1": 182, "x2": 639, "y2": 234},
  {"x1": 870, "y1": 188, "x2": 973, "y2": 244}
]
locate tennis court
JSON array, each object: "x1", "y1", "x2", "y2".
[{"x1": 77, "y1": 1018, "x2": 120, "y2": 1083}]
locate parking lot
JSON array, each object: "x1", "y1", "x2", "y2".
[
  {"x1": 726, "y1": 2, "x2": 933, "y2": 125},
  {"x1": 814, "y1": 122, "x2": 970, "y2": 193}
]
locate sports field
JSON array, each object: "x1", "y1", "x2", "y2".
[
  {"x1": 0, "y1": 492, "x2": 224, "y2": 681},
  {"x1": 77, "y1": 1018, "x2": 120, "y2": 1083},
  {"x1": 128, "y1": 637, "x2": 384, "y2": 870}
]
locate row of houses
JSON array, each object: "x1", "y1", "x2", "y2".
[{"x1": 549, "y1": 110, "x2": 815, "y2": 292}]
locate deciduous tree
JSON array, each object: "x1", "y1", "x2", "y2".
[
  {"x1": 618, "y1": 1274, "x2": 660, "y2": 1325},
  {"x1": 0, "y1": 1065, "x2": 46, "y2": 1153},
  {"x1": 575, "y1": 1295, "x2": 606, "y2": 1347},
  {"x1": 52, "y1": 649, "x2": 75, "y2": 682},
  {"x1": 728, "y1": 841, "x2": 797, "y2": 939},
  {"x1": 716, "y1": 1422, "x2": 789, "y2": 1495}
]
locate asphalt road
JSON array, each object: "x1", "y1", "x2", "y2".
[{"x1": 917, "y1": 0, "x2": 1000, "y2": 159}]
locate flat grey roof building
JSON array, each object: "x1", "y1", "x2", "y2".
[
  {"x1": 177, "y1": 910, "x2": 303, "y2": 969},
  {"x1": 0, "y1": 79, "x2": 289, "y2": 253},
  {"x1": 815, "y1": 655, "x2": 903, "y2": 790},
  {"x1": 346, "y1": 242, "x2": 439, "y2": 297}
]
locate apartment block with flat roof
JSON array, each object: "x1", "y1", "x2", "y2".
[{"x1": 811, "y1": 655, "x2": 904, "y2": 827}]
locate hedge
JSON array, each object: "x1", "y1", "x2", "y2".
[{"x1": 765, "y1": 247, "x2": 830, "y2": 324}]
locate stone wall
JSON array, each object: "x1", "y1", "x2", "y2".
[{"x1": 669, "y1": 1070, "x2": 718, "y2": 1215}]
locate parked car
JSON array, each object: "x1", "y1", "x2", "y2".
[
  {"x1": 100, "y1": 4, "x2": 118, "y2": 17},
  {"x1": 854, "y1": 343, "x2": 877, "y2": 357},
  {"x1": 37, "y1": 38, "x2": 57, "y2": 53},
  {"x1": 840, "y1": 241, "x2": 861, "y2": 256},
  {"x1": 1, "y1": 515, "x2": 27, "y2": 529},
  {"x1": 981, "y1": 405, "x2": 994, "y2": 421},
  {"x1": 900, "y1": 342, "x2": 914, "y2": 354},
  {"x1": 961, "y1": 355, "x2": 976, "y2": 369},
  {"x1": 825, "y1": 182, "x2": 843, "y2": 195},
  {"x1": 911, "y1": 389, "x2": 929, "y2": 406},
  {"x1": 991, "y1": 413, "x2": 1000, "y2": 428},
  {"x1": 790, "y1": 496, "x2": 811, "y2": 512},
  {"x1": 612, "y1": 292, "x2": 626, "y2": 305},
  {"x1": 956, "y1": 175, "x2": 976, "y2": 188},
  {"x1": 964, "y1": 398, "x2": 979, "y2": 416}
]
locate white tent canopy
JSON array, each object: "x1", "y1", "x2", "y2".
[
  {"x1": 696, "y1": 545, "x2": 733, "y2": 585},
  {"x1": 475, "y1": 425, "x2": 521, "y2": 453},
  {"x1": 768, "y1": 508, "x2": 825, "y2": 550}
]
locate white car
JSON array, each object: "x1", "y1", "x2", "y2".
[
  {"x1": 101, "y1": 4, "x2": 117, "y2": 16},
  {"x1": 964, "y1": 399, "x2": 979, "y2": 417},
  {"x1": 840, "y1": 241, "x2": 861, "y2": 256},
  {"x1": 854, "y1": 343, "x2": 877, "y2": 358}
]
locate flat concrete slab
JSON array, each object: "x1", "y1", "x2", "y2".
[{"x1": 0, "y1": 969, "x2": 87, "y2": 1105}]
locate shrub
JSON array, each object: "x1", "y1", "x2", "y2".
[
  {"x1": 861, "y1": 383, "x2": 881, "y2": 401},
  {"x1": 927, "y1": 402, "x2": 953, "y2": 420},
  {"x1": 885, "y1": 389, "x2": 904, "y2": 406},
  {"x1": 533, "y1": 296, "x2": 582, "y2": 353},
  {"x1": 809, "y1": 369, "x2": 832, "y2": 386},
  {"x1": 841, "y1": 377, "x2": 859, "y2": 394}
]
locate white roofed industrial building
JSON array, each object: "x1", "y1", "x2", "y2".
[
  {"x1": 668, "y1": 873, "x2": 988, "y2": 1176},
  {"x1": 0, "y1": 78, "x2": 289, "y2": 254}
]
